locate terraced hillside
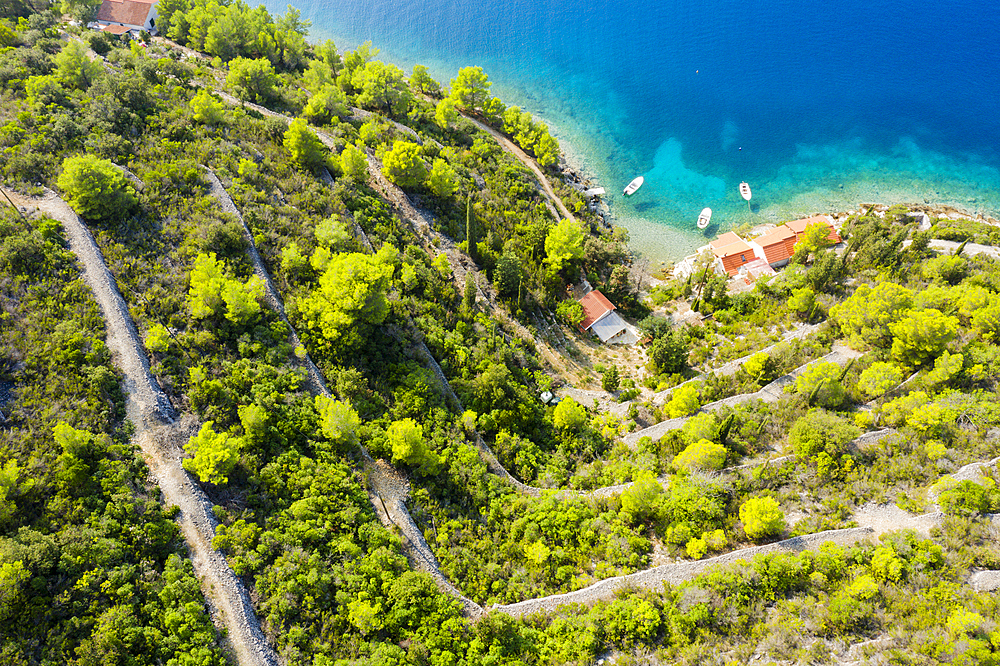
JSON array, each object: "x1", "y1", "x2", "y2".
[{"x1": 1, "y1": 9, "x2": 1000, "y2": 666}]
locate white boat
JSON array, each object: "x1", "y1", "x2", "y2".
[
  {"x1": 623, "y1": 176, "x2": 644, "y2": 196},
  {"x1": 697, "y1": 207, "x2": 712, "y2": 230},
  {"x1": 740, "y1": 181, "x2": 752, "y2": 201}
]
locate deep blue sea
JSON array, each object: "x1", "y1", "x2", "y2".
[{"x1": 268, "y1": 0, "x2": 1000, "y2": 261}]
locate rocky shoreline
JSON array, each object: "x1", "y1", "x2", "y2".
[{"x1": 547, "y1": 137, "x2": 1000, "y2": 271}]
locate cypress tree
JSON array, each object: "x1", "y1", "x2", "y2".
[{"x1": 466, "y1": 196, "x2": 477, "y2": 263}]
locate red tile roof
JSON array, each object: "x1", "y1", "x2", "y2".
[
  {"x1": 752, "y1": 226, "x2": 796, "y2": 264},
  {"x1": 96, "y1": 0, "x2": 155, "y2": 28},
  {"x1": 710, "y1": 235, "x2": 757, "y2": 275},
  {"x1": 787, "y1": 215, "x2": 841, "y2": 244},
  {"x1": 578, "y1": 290, "x2": 616, "y2": 330},
  {"x1": 99, "y1": 23, "x2": 132, "y2": 34},
  {"x1": 709, "y1": 232, "x2": 744, "y2": 252}
]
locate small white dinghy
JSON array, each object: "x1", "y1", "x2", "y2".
[
  {"x1": 623, "y1": 176, "x2": 644, "y2": 196},
  {"x1": 697, "y1": 207, "x2": 712, "y2": 230},
  {"x1": 740, "y1": 182, "x2": 752, "y2": 212}
]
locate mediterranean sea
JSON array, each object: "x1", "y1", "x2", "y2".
[{"x1": 267, "y1": 0, "x2": 1000, "y2": 262}]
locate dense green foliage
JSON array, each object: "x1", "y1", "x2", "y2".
[
  {"x1": 2, "y1": 8, "x2": 1000, "y2": 665},
  {"x1": 57, "y1": 154, "x2": 138, "y2": 222},
  {"x1": 0, "y1": 208, "x2": 225, "y2": 663}
]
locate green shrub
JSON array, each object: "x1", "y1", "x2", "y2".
[
  {"x1": 739, "y1": 496, "x2": 785, "y2": 541},
  {"x1": 553, "y1": 397, "x2": 586, "y2": 431},
  {"x1": 938, "y1": 479, "x2": 999, "y2": 516},
  {"x1": 556, "y1": 299, "x2": 584, "y2": 327},
  {"x1": 794, "y1": 361, "x2": 847, "y2": 408},
  {"x1": 673, "y1": 438, "x2": 726, "y2": 472},
  {"x1": 788, "y1": 409, "x2": 859, "y2": 460},
  {"x1": 145, "y1": 323, "x2": 171, "y2": 353},
  {"x1": 620, "y1": 471, "x2": 663, "y2": 523},
  {"x1": 56, "y1": 155, "x2": 137, "y2": 222},
  {"x1": 182, "y1": 421, "x2": 241, "y2": 486},
  {"x1": 665, "y1": 383, "x2": 700, "y2": 418},
  {"x1": 856, "y1": 361, "x2": 904, "y2": 398}
]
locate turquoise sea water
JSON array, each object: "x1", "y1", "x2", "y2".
[{"x1": 268, "y1": 0, "x2": 1000, "y2": 262}]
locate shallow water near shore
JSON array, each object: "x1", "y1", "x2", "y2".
[{"x1": 270, "y1": 0, "x2": 1000, "y2": 262}]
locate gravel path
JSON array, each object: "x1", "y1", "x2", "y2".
[
  {"x1": 901, "y1": 237, "x2": 1000, "y2": 260},
  {"x1": 203, "y1": 168, "x2": 328, "y2": 398},
  {"x1": 853, "y1": 502, "x2": 943, "y2": 537},
  {"x1": 623, "y1": 343, "x2": 865, "y2": 448},
  {"x1": 462, "y1": 115, "x2": 575, "y2": 224},
  {"x1": 947, "y1": 456, "x2": 1000, "y2": 484},
  {"x1": 368, "y1": 460, "x2": 483, "y2": 618},
  {"x1": 210, "y1": 79, "x2": 576, "y2": 383},
  {"x1": 694, "y1": 322, "x2": 825, "y2": 380},
  {"x1": 353, "y1": 143, "x2": 566, "y2": 498},
  {"x1": 493, "y1": 450, "x2": 1000, "y2": 618},
  {"x1": 491, "y1": 494, "x2": 965, "y2": 618},
  {"x1": 581, "y1": 429, "x2": 890, "y2": 500},
  {"x1": 970, "y1": 566, "x2": 1000, "y2": 593},
  {"x1": 3, "y1": 188, "x2": 176, "y2": 425},
  {"x1": 559, "y1": 324, "x2": 825, "y2": 421},
  {"x1": 4, "y1": 187, "x2": 279, "y2": 666},
  {"x1": 493, "y1": 527, "x2": 878, "y2": 618}
]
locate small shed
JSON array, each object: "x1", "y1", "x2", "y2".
[
  {"x1": 99, "y1": 23, "x2": 132, "y2": 35},
  {"x1": 738, "y1": 257, "x2": 777, "y2": 284}
]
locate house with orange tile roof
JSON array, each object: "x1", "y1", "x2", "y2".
[
  {"x1": 710, "y1": 231, "x2": 758, "y2": 276},
  {"x1": 577, "y1": 290, "x2": 628, "y2": 343},
  {"x1": 93, "y1": 0, "x2": 158, "y2": 35},
  {"x1": 747, "y1": 225, "x2": 797, "y2": 268},
  {"x1": 786, "y1": 215, "x2": 841, "y2": 246}
]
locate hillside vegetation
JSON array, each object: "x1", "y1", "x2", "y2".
[{"x1": 1, "y1": 5, "x2": 999, "y2": 666}]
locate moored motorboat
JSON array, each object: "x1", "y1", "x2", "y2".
[
  {"x1": 697, "y1": 207, "x2": 712, "y2": 230},
  {"x1": 740, "y1": 181, "x2": 752, "y2": 201},
  {"x1": 623, "y1": 176, "x2": 644, "y2": 196}
]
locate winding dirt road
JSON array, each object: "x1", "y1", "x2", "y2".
[
  {"x1": 462, "y1": 115, "x2": 575, "y2": 224},
  {"x1": 122, "y1": 63, "x2": 990, "y2": 627}
]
